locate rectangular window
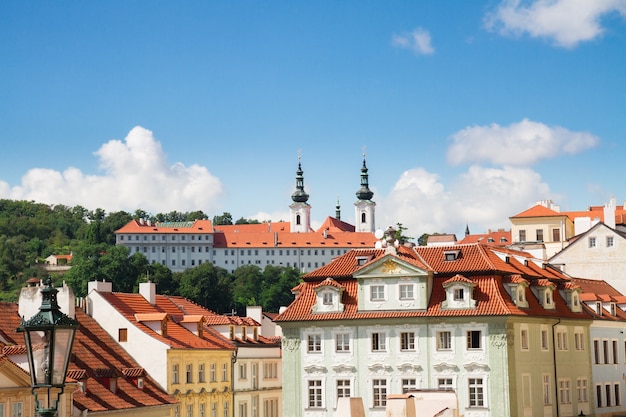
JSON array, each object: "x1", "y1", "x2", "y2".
[
  {"x1": 552, "y1": 228, "x2": 561, "y2": 242},
  {"x1": 238, "y1": 402, "x2": 247, "y2": 417},
  {"x1": 558, "y1": 379, "x2": 571, "y2": 404},
  {"x1": 597, "y1": 384, "x2": 603, "y2": 407},
  {"x1": 322, "y1": 292, "x2": 333, "y2": 305},
  {"x1": 371, "y1": 332, "x2": 386, "y2": 352},
  {"x1": 118, "y1": 328, "x2": 128, "y2": 342},
  {"x1": 239, "y1": 364, "x2": 247, "y2": 380},
  {"x1": 541, "y1": 328, "x2": 549, "y2": 350},
  {"x1": 210, "y1": 363, "x2": 216, "y2": 382},
  {"x1": 337, "y1": 379, "x2": 351, "y2": 398},
  {"x1": 543, "y1": 374, "x2": 551, "y2": 405},
  {"x1": 606, "y1": 384, "x2": 612, "y2": 407},
  {"x1": 604, "y1": 340, "x2": 610, "y2": 364},
  {"x1": 222, "y1": 363, "x2": 228, "y2": 381},
  {"x1": 607, "y1": 236, "x2": 614, "y2": 247},
  {"x1": 595, "y1": 340, "x2": 601, "y2": 364},
  {"x1": 536, "y1": 229, "x2": 544, "y2": 242},
  {"x1": 468, "y1": 378, "x2": 484, "y2": 407},
  {"x1": 519, "y1": 229, "x2": 526, "y2": 242},
  {"x1": 453, "y1": 288, "x2": 464, "y2": 300},
  {"x1": 589, "y1": 237, "x2": 597, "y2": 248},
  {"x1": 521, "y1": 328, "x2": 529, "y2": 350},
  {"x1": 613, "y1": 340, "x2": 619, "y2": 364},
  {"x1": 400, "y1": 332, "x2": 415, "y2": 351},
  {"x1": 335, "y1": 333, "x2": 350, "y2": 352},
  {"x1": 308, "y1": 380, "x2": 323, "y2": 408},
  {"x1": 399, "y1": 284, "x2": 414, "y2": 300},
  {"x1": 187, "y1": 404, "x2": 193, "y2": 417},
  {"x1": 307, "y1": 334, "x2": 322, "y2": 353},
  {"x1": 372, "y1": 379, "x2": 387, "y2": 407},
  {"x1": 199, "y1": 364, "x2": 205, "y2": 383},
  {"x1": 437, "y1": 331, "x2": 452, "y2": 350},
  {"x1": 575, "y1": 330, "x2": 585, "y2": 350},
  {"x1": 402, "y1": 378, "x2": 417, "y2": 393},
  {"x1": 11, "y1": 403, "x2": 22, "y2": 417},
  {"x1": 577, "y1": 378, "x2": 588, "y2": 402},
  {"x1": 438, "y1": 378, "x2": 453, "y2": 391},
  {"x1": 616, "y1": 383, "x2": 621, "y2": 406},
  {"x1": 261, "y1": 399, "x2": 276, "y2": 417},
  {"x1": 467, "y1": 330, "x2": 481, "y2": 350},
  {"x1": 370, "y1": 285, "x2": 385, "y2": 301},
  {"x1": 186, "y1": 364, "x2": 193, "y2": 383},
  {"x1": 522, "y1": 374, "x2": 532, "y2": 407},
  {"x1": 556, "y1": 329, "x2": 568, "y2": 351},
  {"x1": 173, "y1": 364, "x2": 179, "y2": 384}
]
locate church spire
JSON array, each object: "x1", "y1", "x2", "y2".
[
  {"x1": 355, "y1": 148, "x2": 374, "y2": 201},
  {"x1": 335, "y1": 197, "x2": 341, "y2": 221},
  {"x1": 291, "y1": 151, "x2": 309, "y2": 203}
]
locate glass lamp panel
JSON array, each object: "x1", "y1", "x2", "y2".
[
  {"x1": 26, "y1": 329, "x2": 52, "y2": 385},
  {"x1": 52, "y1": 328, "x2": 74, "y2": 386}
]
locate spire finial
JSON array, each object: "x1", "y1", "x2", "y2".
[
  {"x1": 356, "y1": 149, "x2": 374, "y2": 201},
  {"x1": 291, "y1": 150, "x2": 309, "y2": 203}
]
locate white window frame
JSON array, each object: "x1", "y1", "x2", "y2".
[
  {"x1": 468, "y1": 377, "x2": 485, "y2": 408},
  {"x1": 372, "y1": 378, "x2": 388, "y2": 408},
  {"x1": 371, "y1": 331, "x2": 387, "y2": 352},
  {"x1": 399, "y1": 283, "x2": 415, "y2": 300},
  {"x1": 335, "y1": 332, "x2": 351, "y2": 353},
  {"x1": 370, "y1": 285, "x2": 385, "y2": 301},
  {"x1": 307, "y1": 379, "x2": 324, "y2": 409},
  {"x1": 436, "y1": 330, "x2": 452, "y2": 351},
  {"x1": 307, "y1": 333, "x2": 322, "y2": 353},
  {"x1": 520, "y1": 326, "x2": 529, "y2": 351},
  {"x1": 400, "y1": 331, "x2": 416, "y2": 352}
]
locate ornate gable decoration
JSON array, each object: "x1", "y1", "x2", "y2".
[
  {"x1": 312, "y1": 278, "x2": 345, "y2": 314},
  {"x1": 442, "y1": 274, "x2": 476, "y2": 310}
]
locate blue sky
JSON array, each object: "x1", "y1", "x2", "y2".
[{"x1": 1, "y1": 1, "x2": 625, "y2": 240}]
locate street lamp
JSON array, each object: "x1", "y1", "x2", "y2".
[{"x1": 17, "y1": 277, "x2": 79, "y2": 417}]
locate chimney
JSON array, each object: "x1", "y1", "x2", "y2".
[
  {"x1": 140, "y1": 281, "x2": 156, "y2": 305},
  {"x1": 88, "y1": 279, "x2": 112, "y2": 294},
  {"x1": 19, "y1": 280, "x2": 76, "y2": 320}
]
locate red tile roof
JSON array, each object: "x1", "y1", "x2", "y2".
[
  {"x1": 115, "y1": 219, "x2": 214, "y2": 234},
  {"x1": 457, "y1": 229, "x2": 511, "y2": 246},
  {"x1": 510, "y1": 204, "x2": 566, "y2": 218},
  {"x1": 275, "y1": 243, "x2": 588, "y2": 323},
  {"x1": 0, "y1": 303, "x2": 177, "y2": 412}
]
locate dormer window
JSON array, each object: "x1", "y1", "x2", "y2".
[
  {"x1": 611, "y1": 303, "x2": 616, "y2": 316},
  {"x1": 356, "y1": 256, "x2": 369, "y2": 266},
  {"x1": 596, "y1": 302, "x2": 602, "y2": 315},
  {"x1": 545, "y1": 290, "x2": 552, "y2": 306},
  {"x1": 453, "y1": 288, "x2": 464, "y2": 301},
  {"x1": 442, "y1": 275, "x2": 476, "y2": 309},
  {"x1": 137, "y1": 377, "x2": 144, "y2": 389},
  {"x1": 444, "y1": 250, "x2": 460, "y2": 261},
  {"x1": 323, "y1": 292, "x2": 333, "y2": 305}
]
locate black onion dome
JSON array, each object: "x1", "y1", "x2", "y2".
[
  {"x1": 291, "y1": 161, "x2": 309, "y2": 203},
  {"x1": 356, "y1": 158, "x2": 374, "y2": 201}
]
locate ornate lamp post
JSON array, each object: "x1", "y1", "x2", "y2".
[{"x1": 17, "y1": 278, "x2": 79, "y2": 417}]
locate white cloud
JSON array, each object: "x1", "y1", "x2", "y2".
[
  {"x1": 392, "y1": 27, "x2": 435, "y2": 55},
  {"x1": 379, "y1": 165, "x2": 552, "y2": 238},
  {"x1": 0, "y1": 126, "x2": 224, "y2": 214},
  {"x1": 446, "y1": 118, "x2": 599, "y2": 166},
  {"x1": 485, "y1": 0, "x2": 626, "y2": 48}
]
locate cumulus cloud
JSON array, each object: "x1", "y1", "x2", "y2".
[
  {"x1": 446, "y1": 118, "x2": 599, "y2": 166},
  {"x1": 379, "y1": 165, "x2": 552, "y2": 237},
  {"x1": 484, "y1": 0, "x2": 626, "y2": 48},
  {"x1": 392, "y1": 28, "x2": 435, "y2": 55},
  {"x1": 0, "y1": 126, "x2": 224, "y2": 214}
]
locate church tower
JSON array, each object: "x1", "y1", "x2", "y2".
[
  {"x1": 354, "y1": 152, "x2": 376, "y2": 233},
  {"x1": 290, "y1": 154, "x2": 311, "y2": 233}
]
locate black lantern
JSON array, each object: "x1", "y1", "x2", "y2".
[{"x1": 17, "y1": 277, "x2": 79, "y2": 417}]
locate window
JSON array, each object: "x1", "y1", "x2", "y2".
[
  {"x1": 371, "y1": 332, "x2": 386, "y2": 352},
  {"x1": 239, "y1": 364, "x2": 247, "y2": 380},
  {"x1": 556, "y1": 328, "x2": 568, "y2": 350},
  {"x1": 172, "y1": 364, "x2": 179, "y2": 384},
  {"x1": 616, "y1": 383, "x2": 621, "y2": 406},
  {"x1": 541, "y1": 327, "x2": 549, "y2": 350},
  {"x1": 467, "y1": 330, "x2": 481, "y2": 350},
  {"x1": 520, "y1": 328, "x2": 529, "y2": 350},
  {"x1": 543, "y1": 374, "x2": 551, "y2": 405},
  {"x1": 222, "y1": 363, "x2": 228, "y2": 381},
  {"x1": 308, "y1": 380, "x2": 323, "y2": 408},
  {"x1": 187, "y1": 404, "x2": 193, "y2": 417},
  {"x1": 186, "y1": 364, "x2": 193, "y2": 383},
  {"x1": 400, "y1": 332, "x2": 415, "y2": 351},
  {"x1": 399, "y1": 284, "x2": 414, "y2": 300},
  {"x1": 200, "y1": 403, "x2": 205, "y2": 417},
  {"x1": 536, "y1": 229, "x2": 544, "y2": 242},
  {"x1": 594, "y1": 340, "x2": 601, "y2": 364},
  {"x1": 607, "y1": 236, "x2": 615, "y2": 247},
  {"x1": 199, "y1": 364, "x2": 205, "y2": 382},
  {"x1": 372, "y1": 379, "x2": 387, "y2": 407},
  {"x1": 453, "y1": 288, "x2": 464, "y2": 301},
  {"x1": 337, "y1": 379, "x2": 351, "y2": 398},
  {"x1": 589, "y1": 237, "x2": 597, "y2": 248},
  {"x1": 402, "y1": 378, "x2": 417, "y2": 393},
  {"x1": 519, "y1": 229, "x2": 526, "y2": 242},
  {"x1": 211, "y1": 403, "x2": 217, "y2": 417},
  {"x1": 437, "y1": 331, "x2": 452, "y2": 350},
  {"x1": 614, "y1": 340, "x2": 619, "y2": 364},
  {"x1": 370, "y1": 285, "x2": 385, "y2": 301},
  {"x1": 606, "y1": 384, "x2": 612, "y2": 407},
  {"x1": 12, "y1": 403, "x2": 22, "y2": 417},
  {"x1": 604, "y1": 340, "x2": 610, "y2": 364},
  {"x1": 238, "y1": 402, "x2": 248, "y2": 417},
  {"x1": 322, "y1": 292, "x2": 333, "y2": 305},
  {"x1": 262, "y1": 399, "x2": 276, "y2": 417},
  {"x1": 558, "y1": 379, "x2": 571, "y2": 404},
  {"x1": 307, "y1": 334, "x2": 322, "y2": 353},
  {"x1": 522, "y1": 374, "x2": 531, "y2": 407},
  {"x1": 552, "y1": 228, "x2": 561, "y2": 242},
  {"x1": 210, "y1": 363, "x2": 216, "y2": 382},
  {"x1": 468, "y1": 378, "x2": 484, "y2": 407},
  {"x1": 335, "y1": 333, "x2": 350, "y2": 352},
  {"x1": 597, "y1": 384, "x2": 603, "y2": 407},
  {"x1": 174, "y1": 405, "x2": 180, "y2": 417},
  {"x1": 577, "y1": 378, "x2": 588, "y2": 402},
  {"x1": 438, "y1": 378, "x2": 454, "y2": 391},
  {"x1": 263, "y1": 363, "x2": 278, "y2": 379},
  {"x1": 575, "y1": 329, "x2": 585, "y2": 350},
  {"x1": 118, "y1": 328, "x2": 128, "y2": 342}
]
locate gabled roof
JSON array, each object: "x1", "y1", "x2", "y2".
[
  {"x1": 510, "y1": 204, "x2": 567, "y2": 219},
  {"x1": 0, "y1": 303, "x2": 177, "y2": 412},
  {"x1": 549, "y1": 222, "x2": 626, "y2": 261},
  {"x1": 275, "y1": 243, "x2": 586, "y2": 323},
  {"x1": 97, "y1": 292, "x2": 235, "y2": 350},
  {"x1": 115, "y1": 219, "x2": 214, "y2": 234},
  {"x1": 316, "y1": 216, "x2": 355, "y2": 233},
  {"x1": 572, "y1": 278, "x2": 626, "y2": 321},
  {"x1": 457, "y1": 230, "x2": 511, "y2": 246}
]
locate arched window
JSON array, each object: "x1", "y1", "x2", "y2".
[
  {"x1": 296, "y1": 214, "x2": 301, "y2": 225},
  {"x1": 361, "y1": 212, "x2": 367, "y2": 223}
]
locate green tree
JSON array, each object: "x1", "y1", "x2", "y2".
[
  {"x1": 212, "y1": 212, "x2": 233, "y2": 226},
  {"x1": 258, "y1": 266, "x2": 301, "y2": 312},
  {"x1": 178, "y1": 263, "x2": 233, "y2": 313},
  {"x1": 418, "y1": 233, "x2": 429, "y2": 246},
  {"x1": 231, "y1": 265, "x2": 262, "y2": 310}
]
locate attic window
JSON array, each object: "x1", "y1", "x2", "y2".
[
  {"x1": 500, "y1": 237, "x2": 508, "y2": 242},
  {"x1": 596, "y1": 302, "x2": 602, "y2": 315},
  {"x1": 137, "y1": 377, "x2": 144, "y2": 389},
  {"x1": 453, "y1": 288, "x2": 464, "y2": 301},
  {"x1": 323, "y1": 292, "x2": 334, "y2": 305},
  {"x1": 444, "y1": 250, "x2": 460, "y2": 261},
  {"x1": 611, "y1": 303, "x2": 617, "y2": 316},
  {"x1": 356, "y1": 256, "x2": 369, "y2": 266},
  {"x1": 487, "y1": 238, "x2": 495, "y2": 243}
]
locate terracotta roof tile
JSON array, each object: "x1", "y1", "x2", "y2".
[
  {"x1": 116, "y1": 219, "x2": 214, "y2": 234},
  {"x1": 510, "y1": 204, "x2": 565, "y2": 218}
]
